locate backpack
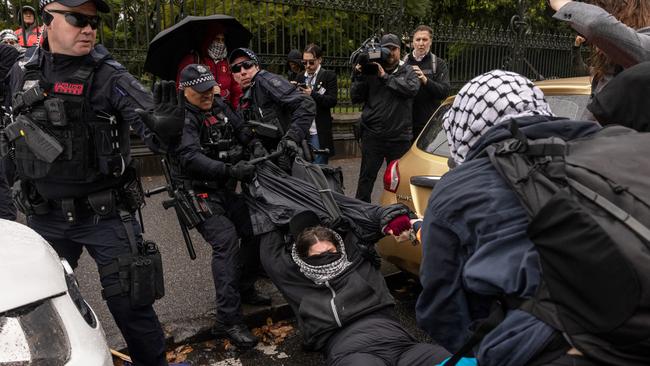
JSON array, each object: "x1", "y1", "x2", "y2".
[{"x1": 476, "y1": 122, "x2": 650, "y2": 365}]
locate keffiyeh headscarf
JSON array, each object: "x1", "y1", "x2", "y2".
[
  {"x1": 443, "y1": 70, "x2": 554, "y2": 164},
  {"x1": 291, "y1": 229, "x2": 352, "y2": 285},
  {"x1": 207, "y1": 39, "x2": 227, "y2": 61}
]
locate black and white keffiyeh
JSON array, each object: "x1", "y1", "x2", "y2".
[
  {"x1": 291, "y1": 229, "x2": 352, "y2": 285},
  {"x1": 443, "y1": 70, "x2": 554, "y2": 164}
]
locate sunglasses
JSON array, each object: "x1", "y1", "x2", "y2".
[
  {"x1": 44, "y1": 10, "x2": 101, "y2": 30},
  {"x1": 302, "y1": 60, "x2": 318, "y2": 66},
  {"x1": 230, "y1": 60, "x2": 257, "y2": 73}
]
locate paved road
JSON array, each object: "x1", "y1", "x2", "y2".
[{"x1": 72, "y1": 156, "x2": 389, "y2": 351}]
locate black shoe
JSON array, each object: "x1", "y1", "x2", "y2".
[
  {"x1": 241, "y1": 290, "x2": 272, "y2": 306},
  {"x1": 213, "y1": 322, "x2": 258, "y2": 349}
]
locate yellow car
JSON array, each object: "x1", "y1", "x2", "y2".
[{"x1": 377, "y1": 76, "x2": 592, "y2": 276}]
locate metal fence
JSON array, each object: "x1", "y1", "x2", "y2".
[{"x1": 3, "y1": 0, "x2": 585, "y2": 111}]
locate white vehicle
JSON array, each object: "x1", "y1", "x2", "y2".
[{"x1": 0, "y1": 219, "x2": 112, "y2": 365}]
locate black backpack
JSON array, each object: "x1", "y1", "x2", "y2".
[{"x1": 470, "y1": 122, "x2": 650, "y2": 365}]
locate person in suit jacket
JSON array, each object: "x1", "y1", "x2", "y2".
[{"x1": 297, "y1": 44, "x2": 337, "y2": 164}]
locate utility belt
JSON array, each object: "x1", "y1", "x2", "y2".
[
  {"x1": 13, "y1": 166, "x2": 145, "y2": 223},
  {"x1": 98, "y1": 211, "x2": 164, "y2": 308}
]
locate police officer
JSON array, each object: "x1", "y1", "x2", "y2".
[
  {"x1": 228, "y1": 48, "x2": 316, "y2": 170},
  {"x1": 4, "y1": 0, "x2": 173, "y2": 364},
  {"x1": 173, "y1": 64, "x2": 267, "y2": 348},
  {"x1": 0, "y1": 43, "x2": 19, "y2": 221}
]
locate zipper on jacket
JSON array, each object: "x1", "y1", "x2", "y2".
[{"x1": 324, "y1": 280, "x2": 342, "y2": 328}]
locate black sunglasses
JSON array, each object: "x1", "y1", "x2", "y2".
[
  {"x1": 230, "y1": 60, "x2": 257, "y2": 73},
  {"x1": 43, "y1": 10, "x2": 101, "y2": 30},
  {"x1": 302, "y1": 60, "x2": 317, "y2": 66}
]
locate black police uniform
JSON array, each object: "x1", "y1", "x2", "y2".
[
  {"x1": 173, "y1": 95, "x2": 260, "y2": 330},
  {"x1": 238, "y1": 69, "x2": 315, "y2": 148},
  {"x1": 6, "y1": 44, "x2": 167, "y2": 366},
  {"x1": 0, "y1": 44, "x2": 19, "y2": 220}
]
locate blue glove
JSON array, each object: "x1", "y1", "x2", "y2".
[{"x1": 436, "y1": 357, "x2": 478, "y2": 366}]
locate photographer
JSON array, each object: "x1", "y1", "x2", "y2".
[{"x1": 350, "y1": 34, "x2": 420, "y2": 203}]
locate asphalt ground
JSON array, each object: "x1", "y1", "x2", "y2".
[{"x1": 70, "y1": 155, "x2": 391, "y2": 354}]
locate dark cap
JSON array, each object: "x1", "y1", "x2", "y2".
[
  {"x1": 287, "y1": 49, "x2": 302, "y2": 64},
  {"x1": 289, "y1": 210, "x2": 321, "y2": 239},
  {"x1": 40, "y1": 0, "x2": 110, "y2": 13},
  {"x1": 229, "y1": 47, "x2": 259, "y2": 65},
  {"x1": 380, "y1": 33, "x2": 401, "y2": 48},
  {"x1": 179, "y1": 64, "x2": 217, "y2": 92}
]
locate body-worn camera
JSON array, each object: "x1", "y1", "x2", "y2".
[{"x1": 350, "y1": 36, "x2": 391, "y2": 75}]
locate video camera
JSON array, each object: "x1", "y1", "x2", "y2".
[{"x1": 349, "y1": 36, "x2": 391, "y2": 75}]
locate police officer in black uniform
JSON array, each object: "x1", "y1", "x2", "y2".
[
  {"x1": 0, "y1": 43, "x2": 19, "y2": 220},
  {"x1": 173, "y1": 64, "x2": 267, "y2": 348},
  {"x1": 228, "y1": 48, "x2": 316, "y2": 170},
  {"x1": 3, "y1": 0, "x2": 174, "y2": 364}
]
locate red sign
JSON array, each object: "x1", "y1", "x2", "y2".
[{"x1": 53, "y1": 82, "x2": 84, "y2": 95}]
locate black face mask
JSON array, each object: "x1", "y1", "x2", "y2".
[{"x1": 304, "y1": 251, "x2": 342, "y2": 266}]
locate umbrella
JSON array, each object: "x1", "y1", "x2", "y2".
[{"x1": 144, "y1": 14, "x2": 252, "y2": 80}]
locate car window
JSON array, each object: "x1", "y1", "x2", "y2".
[
  {"x1": 416, "y1": 104, "x2": 451, "y2": 157},
  {"x1": 545, "y1": 95, "x2": 589, "y2": 120}
]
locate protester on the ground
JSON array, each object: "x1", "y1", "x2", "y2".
[
  {"x1": 572, "y1": 35, "x2": 590, "y2": 76},
  {"x1": 4, "y1": 0, "x2": 177, "y2": 363},
  {"x1": 351, "y1": 33, "x2": 419, "y2": 202},
  {"x1": 286, "y1": 48, "x2": 304, "y2": 83},
  {"x1": 172, "y1": 63, "x2": 269, "y2": 349},
  {"x1": 549, "y1": 0, "x2": 650, "y2": 119},
  {"x1": 588, "y1": 61, "x2": 650, "y2": 132},
  {"x1": 404, "y1": 25, "x2": 450, "y2": 141},
  {"x1": 296, "y1": 43, "x2": 337, "y2": 164},
  {"x1": 177, "y1": 26, "x2": 242, "y2": 108},
  {"x1": 229, "y1": 47, "x2": 316, "y2": 171},
  {"x1": 416, "y1": 70, "x2": 606, "y2": 366},
  {"x1": 259, "y1": 205, "x2": 450, "y2": 365},
  {"x1": 14, "y1": 5, "x2": 42, "y2": 47}
]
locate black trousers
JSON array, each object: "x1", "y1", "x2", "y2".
[
  {"x1": 326, "y1": 314, "x2": 450, "y2": 366},
  {"x1": 0, "y1": 157, "x2": 16, "y2": 220},
  {"x1": 355, "y1": 138, "x2": 411, "y2": 203},
  {"x1": 29, "y1": 211, "x2": 167, "y2": 366},
  {"x1": 196, "y1": 191, "x2": 259, "y2": 325}
]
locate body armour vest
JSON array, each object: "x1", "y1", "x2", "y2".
[
  {"x1": 199, "y1": 110, "x2": 240, "y2": 163},
  {"x1": 12, "y1": 50, "x2": 128, "y2": 184}
]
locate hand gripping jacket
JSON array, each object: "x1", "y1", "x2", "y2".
[{"x1": 11, "y1": 47, "x2": 128, "y2": 183}]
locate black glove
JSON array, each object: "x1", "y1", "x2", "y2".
[
  {"x1": 250, "y1": 141, "x2": 268, "y2": 159},
  {"x1": 227, "y1": 161, "x2": 256, "y2": 182},
  {"x1": 135, "y1": 80, "x2": 185, "y2": 143},
  {"x1": 277, "y1": 136, "x2": 301, "y2": 157}
]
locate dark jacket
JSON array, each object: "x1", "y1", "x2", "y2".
[
  {"x1": 350, "y1": 61, "x2": 420, "y2": 142},
  {"x1": 0, "y1": 44, "x2": 19, "y2": 107},
  {"x1": 241, "y1": 69, "x2": 316, "y2": 143},
  {"x1": 176, "y1": 98, "x2": 252, "y2": 182},
  {"x1": 7, "y1": 44, "x2": 163, "y2": 199},
  {"x1": 404, "y1": 52, "x2": 450, "y2": 138},
  {"x1": 260, "y1": 203, "x2": 408, "y2": 351},
  {"x1": 297, "y1": 68, "x2": 338, "y2": 154},
  {"x1": 416, "y1": 116, "x2": 601, "y2": 366}
]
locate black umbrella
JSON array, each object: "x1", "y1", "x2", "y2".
[{"x1": 144, "y1": 14, "x2": 252, "y2": 80}]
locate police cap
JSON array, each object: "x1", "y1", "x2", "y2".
[
  {"x1": 229, "y1": 48, "x2": 259, "y2": 65},
  {"x1": 179, "y1": 64, "x2": 217, "y2": 93},
  {"x1": 40, "y1": 0, "x2": 110, "y2": 13}
]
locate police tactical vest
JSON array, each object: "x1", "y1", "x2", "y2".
[{"x1": 13, "y1": 48, "x2": 128, "y2": 183}]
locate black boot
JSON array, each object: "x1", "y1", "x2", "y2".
[
  {"x1": 240, "y1": 289, "x2": 272, "y2": 306},
  {"x1": 213, "y1": 322, "x2": 258, "y2": 349}
]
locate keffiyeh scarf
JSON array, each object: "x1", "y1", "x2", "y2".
[
  {"x1": 443, "y1": 70, "x2": 554, "y2": 164},
  {"x1": 207, "y1": 39, "x2": 227, "y2": 62},
  {"x1": 291, "y1": 229, "x2": 352, "y2": 285}
]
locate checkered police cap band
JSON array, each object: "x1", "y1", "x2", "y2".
[
  {"x1": 442, "y1": 70, "x2": 554, "y2": 165},
  {"x1": 40, "y1": 0, "x2": 55, "y2": 10},
  {"x1": 179, "y1": 74, "x2": 215, "y2": 89}
]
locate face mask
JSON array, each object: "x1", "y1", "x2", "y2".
[
  {"x1": 304, "y1": 251, "x2": 342, "y2": 266},
  {"x1": 207, "y1": 39, "x2": 227, "y2": 61}
]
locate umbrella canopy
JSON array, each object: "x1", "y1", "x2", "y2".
[{"x1": 144, "y1": 14, "x2": 252, "y2": 80}]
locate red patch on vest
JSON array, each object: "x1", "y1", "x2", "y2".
[
  {"x1": 203, "y1": 115, "x2": 218, "y2": 126},
  {"x1": 53, "y1": 82, "x2": 84, "y2": 95}
]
